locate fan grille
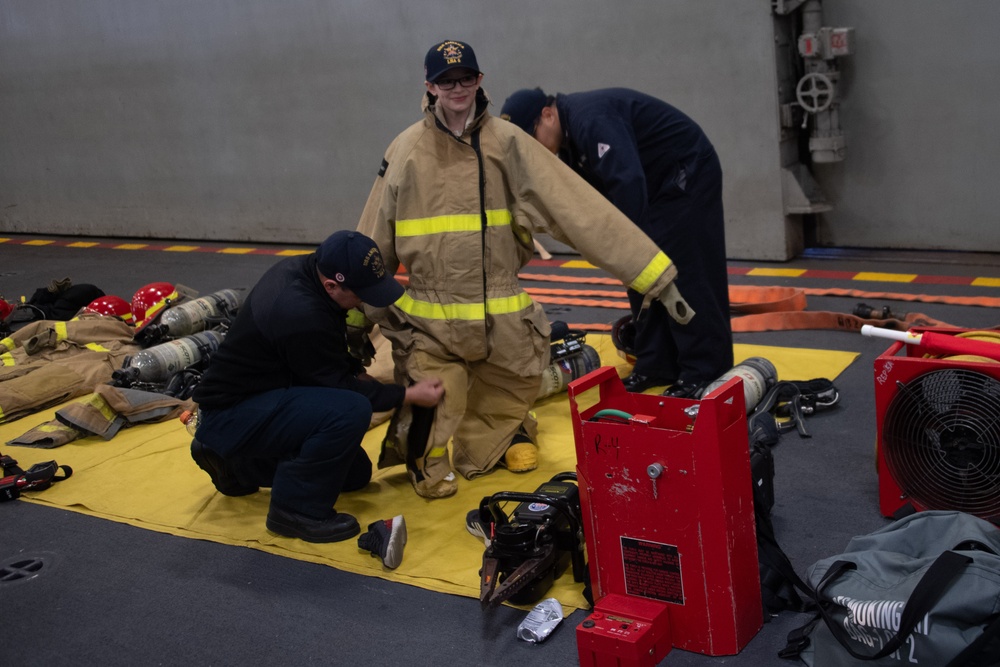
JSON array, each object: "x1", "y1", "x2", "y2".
[{"x1": 883, "y1": 368, "x2": 1000, "y2": 522}]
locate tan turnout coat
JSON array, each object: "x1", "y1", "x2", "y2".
[{"x1": 357, "y1": 89, "x2": 677, "y2": 480}]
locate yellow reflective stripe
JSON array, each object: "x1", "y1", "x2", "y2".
[
  {"x1": 84, "y1": 342, "x2": 110, "y2": 352},
  {"x1": 487, "y1": 293, "x2": 533, "y2": 315},
  {"x1": 55, "y1": 321, "x2": 68, "y2": 342},
  {"x1": 395, "y1": 291, "x2": 532, "y2": 321},
  {"x1": 1, "y1": 337, "x2": 14, "y2": 351},
  {"x1": 397, "y1": 214, "x2": 479, "y2": 237},
  {"x1": 144, "y1": 299, "x2": 169, "y2": 321},
  {"x1": 1, "y1": 351, "x2": 15, "y2": 366},
  {"x1": 85, "y1": 394, "x2": 118, "y2": 422},
  {"x1": 485, "y1": 209, "x2": 512, "y2": 227},
  {"x1": 139, "y1": 290, "x2": 180, "y2": 327},
  {"x1": 345, "y1": 308, "x2": 370, "y2": 328},
  {"x1": 37, "y1": 423, "x2": 71, "y2": 433},
  {"x1": 397, "y1": 293, "x2": 484, "y2": 320},
  {"x1": 428, "y1": 447, "x2": 449, "y2": 458},
  {"x1": 396, "y1": 209, "x2": 511, "y2": 237},
  {"x1": 629, "y1": 252, "x2": 673, "y2": 294}
]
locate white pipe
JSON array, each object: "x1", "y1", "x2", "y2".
[{"x1": 860, "y1": 325, "x2": 922, "y2": 344}]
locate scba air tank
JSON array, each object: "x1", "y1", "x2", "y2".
[
  {"x1": 157, "y1": 289, "x2": 244, "y2": 337},
  {"x1": 127, "y1": 330, "x2": 224, "y2": 382},
  {"x1": 537, "y1": 344, "x2": 602, "y2": 400},
  {"x1": 701, "y1": 356, "x2": 778, "y2": 412}
]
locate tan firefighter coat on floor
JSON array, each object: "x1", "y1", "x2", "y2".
[
  {"x1": 357, "y1": 89, "x2": 679, "y2": 485},
  {"x1": 0, "y1": 315, "x2": 139, "y2": 425}
]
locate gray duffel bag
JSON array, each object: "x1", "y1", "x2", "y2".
[{"x1": 782, "y1": 510, "x2": 1000, "y2": 666}]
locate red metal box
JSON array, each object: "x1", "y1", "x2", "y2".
[
  {"x1": 576, "y1": 593, "x2": 672, "y2": 667},
  {"x1": 568, "y1": 367, "x2": 762, "y2": 656}
]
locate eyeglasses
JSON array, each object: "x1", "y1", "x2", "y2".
[{"x1": 434, "y1": 74, "x2": 479, "y2": 91}]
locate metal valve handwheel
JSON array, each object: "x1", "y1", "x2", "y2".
[{"x1": 796, "y1": 72, "x2": 835, "y2": 113}]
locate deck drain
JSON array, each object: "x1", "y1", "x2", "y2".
[{"x1": 0, "y1": 553, "x2": 54, "y2": 585}]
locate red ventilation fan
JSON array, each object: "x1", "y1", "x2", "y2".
[{"x1": 873, "y1": 328, "x2": 1000, "y2": 523}]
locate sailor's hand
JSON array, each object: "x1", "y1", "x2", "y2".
[{"x1": 405, "y1": 378, "x2": 445, "y2": 407}]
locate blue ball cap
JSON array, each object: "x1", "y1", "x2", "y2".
[
  {"x1": 425, "y1": 40, "x2": 481, "y2": 83},
  {"x1": 316, "y1": 231, "x2": 403, "y2": 307},
  {"x1": 500, "y1": 88, "x2": 549, "y2": 135}
]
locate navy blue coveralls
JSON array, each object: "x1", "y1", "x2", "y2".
[
  {"x1": 555, "y1": 88, "x2": 733, "y2": 384},
  {"x1": 192, "y1": 254, "x2": 404, "y2": 519}
]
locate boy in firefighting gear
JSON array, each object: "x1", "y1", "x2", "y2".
[{"x1": 357, "y1": 40, "x2": 693, "y2": 499}]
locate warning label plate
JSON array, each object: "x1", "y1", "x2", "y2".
[{"x1": 620, "y1": 536, "x2": 683, "y2": 605}]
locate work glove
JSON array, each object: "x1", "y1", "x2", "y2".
[
  {"x1": 657, "y1": 282, "x2": 695, "y2": 325},
  {"x1": 638, "y1": 263, "x2": 695, "y2": 325}
]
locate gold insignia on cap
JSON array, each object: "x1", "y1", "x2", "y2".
[
  {"x1": 363, "y1": 247, "x2": 387, "y2": 278},
  {"x1": 438, "y1": 41, "x2": 465, "y2": 65}
]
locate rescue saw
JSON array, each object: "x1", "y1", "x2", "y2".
[{"x1": 475, "y1": 473, "x2": 589, "y2": 609}]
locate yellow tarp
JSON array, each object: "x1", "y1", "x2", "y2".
[{"x1": 2, "y1": 336, "x2": 857, "y2": 612}]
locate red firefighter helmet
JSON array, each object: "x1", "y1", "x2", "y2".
[
  {"x1": 132, "y1": 282, "x2": 180, "y2": 332},
  {"x1": 0, "y1": 297, "x2": 13, "y2": 322},
  {"x1": 82, "y1": 295, "x2": 135, "y2": 325}
]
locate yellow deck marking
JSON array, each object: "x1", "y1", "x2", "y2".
[
  {"x1": 972, "y1": 277, "x2": 1000, "y2": 287},
  {"x1": 853, "y1": 272, "x2": 916, "y2": 283},
  {"x1": 747, "y1": 268, "x2": 807, "y2": 277}
]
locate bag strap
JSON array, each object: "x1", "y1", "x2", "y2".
[
  {"x1": 18, "y1": 460, "x2": 73, "y2": 491},
  {"x1": 947, "y1": 613, "x2": 1000, "y2": 667},
  {"x1": 944, "y1": 540, "x2": 1000, "y2": 666},
  {"x1": 1, "y1": 451, "x2": 23, "y2": 477},
  {"x1": 781, "y1": 615, "x2": 822, "y2": 660},
  {"x1": 755, "y1": 507, "x2": 815, "y2": 615},
  {"x1": 750, "y1": 379, "x2": 839, "y2": 440},
  {"x1": 814, "y1": 550, "x2": 973, "y2": 661}
]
